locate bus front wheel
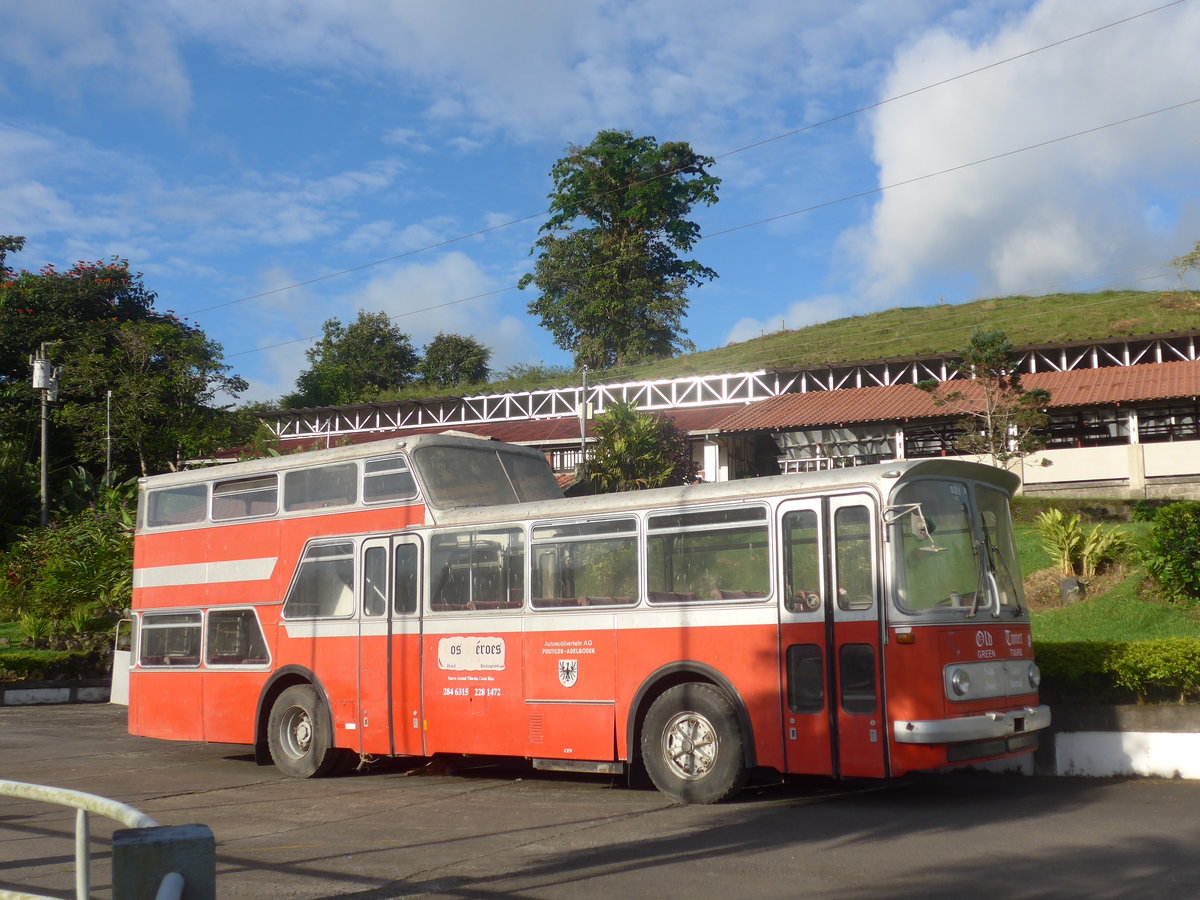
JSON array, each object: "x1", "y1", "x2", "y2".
[
  {"x1": 641, "y1": 683, "x2": 747, "y2": 804},
  {"x1": 267, "y1": 684, "x2": 344, "y2": 778}
]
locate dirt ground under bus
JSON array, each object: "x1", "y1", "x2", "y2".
[{"x1": 3, "y1": 703, "x2": 1200, "y2": 899}]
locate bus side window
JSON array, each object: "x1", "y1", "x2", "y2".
[
  {"x1": 430, "y1": 529, "x2": 524, "y2": 611},
  {"x1": 205, "y1": 609, "x2": 269, "y2": 666},
  {"x1": 146, "y1": 484, "x2": 208, "y2": 528},
  {"x1": 283, "y1": 541, "x2": 356, "y2": 618},
  {"x1": 363, "y1": 546, "x2": 387, "y2": 617},
  {"x1": 530, "y1": 519, "x2": 638, "y2": 608},
  {"x1": 782, "y1": 509, "x2": 822, "y2": 612},
  {"x1": 394, "y1": 543, "x2": 419, "y2": 615},
  {"x1": 834, "y1": 505, "x2": 875, "y2": 611},
  {"x1": 647, "y1": 507, "x2": 769, "y2": 603},
  {"x1": 139, "y1": 612, "x2": 201, "y2": 667},
  {"x1": 212, "y1": 474, "x2": 278, "y2": 521}
]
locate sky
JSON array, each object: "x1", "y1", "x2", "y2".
[{"x1": 3, "y1": 0, "x2": 1199, "y2": 404}]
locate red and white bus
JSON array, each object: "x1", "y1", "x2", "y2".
[{"x1": 128, "y1": 433, "x2": 1048, "y2": 803}]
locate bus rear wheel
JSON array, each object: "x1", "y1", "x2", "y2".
[
  {"x1": 641, "y1": 683, "x2": 747, "y2": 804},
  {"x1": 268, "y1": 684, "x2": 345, "y2": 778}
]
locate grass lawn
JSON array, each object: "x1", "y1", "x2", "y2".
[
  {"x1": 0, "y1": 620, "x2": 21, "y2": 645},
  {"x1": 1016, "y1": 523, "x2": 1200, "y2": 642}
]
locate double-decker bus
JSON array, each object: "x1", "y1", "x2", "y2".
[{"x1": 128, "y1": 433, "x2": 1048, "y2": 803}]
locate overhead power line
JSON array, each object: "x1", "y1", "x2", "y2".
[
  {"x1": 225, "y1": 95, "x2": 1200, "y2": 363},
  {"x1": 183, "y1": 0, "x2": 1186, "y2": 321}
]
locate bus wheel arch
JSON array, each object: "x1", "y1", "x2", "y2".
[
  {"x1": 255, "y1": 667, "x2": 339, "y2": 775},
  {"x1": 627, "y1": 664, "x2": 756, "y2": 803}
]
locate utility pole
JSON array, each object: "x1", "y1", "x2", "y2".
[
  {"x1": 31, "y1": 343, "x2": 61, "y2": 527},
  {"x1": 106, "y1": 389, "x2": 113, "y2": 484}
]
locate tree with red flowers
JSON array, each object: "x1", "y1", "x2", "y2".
[{"x1": 0, "y1": 236, "x2": 246, "y2": 488}]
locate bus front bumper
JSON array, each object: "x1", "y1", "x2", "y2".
[{"x1": 893, "y1": 705, "x2": 1051, "y2": 744}]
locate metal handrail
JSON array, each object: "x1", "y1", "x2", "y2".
[{"x1": 0, "y1": 779, "x2": 159, "y2": 900}]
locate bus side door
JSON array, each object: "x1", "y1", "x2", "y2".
[
  {"x1": 358, "y1": 535, "x2": 424, "y2": 757},
  {"x1": 828, "y1": 494, "x2": 887, "y2": 778},
  {"x1": 778, "y1": 500, "x2": 833, "y2": 776}
]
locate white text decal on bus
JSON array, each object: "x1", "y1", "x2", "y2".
[{"x1": 438, "y1": 636, "x2": 506, "y2": 671}]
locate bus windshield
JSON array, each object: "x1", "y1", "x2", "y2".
[{"x1": 889, "y1": 478, "x2": 1025, "y2": 617}]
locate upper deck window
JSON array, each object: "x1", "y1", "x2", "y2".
[
  {"x1": 146, "y1": 484, "x2": 208, "y2": 528},
  {"x1": 284, "y1": 463, "x2": 358, "y2": 512},
  {"x1": 413, "y1": 445, "x2": 561, "y2": 509},
  {"x1": 212, "y1": 474, "x2": 278, "y2": 521},
  {"x1": 363, "y1": 455, "x2": 418, "y2": 504}
]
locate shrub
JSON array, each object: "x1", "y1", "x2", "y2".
[
  {"x1": 1079, "y1": 524, "x2": 1130, "y2": 579},
  {"x1": 0, "y1": 649, "x2": 106, "y2": 683},
  {"x1": 1035, "y1": 509, "x2": 1130, "y2": 580},
  {"x1": 1107, "y1": 640, "x2": 1200, "y2": 703},
  {"x1": 1036, "y1": 638, "x2": 1200, "y2": 704},
  {"x1": 1141, "y1": 501, "x2": 1200, "y2": 606},
  {"x1": 0, "y1": 504, "x2": 133, "y2": 625},
  {"x1": 1036, "y1": 509, "x2": 1083, "y2": 577}
]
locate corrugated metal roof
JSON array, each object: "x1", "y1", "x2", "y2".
[{"x1": 716, "y1": 360, "x2": 1200, "y2": 432}]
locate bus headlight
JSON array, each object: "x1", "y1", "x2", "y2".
[
  {"x1": 950, "y1": 667, "x2": 971, "y2": 697},
  {"x1": 1027, "y1": 662, "x2": 1041, "y2": 690}
]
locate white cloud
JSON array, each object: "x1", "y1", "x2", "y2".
[
  {"x1": 1, "y1": 1, "x2": 191, "y2": 121},
  {"x1": 11, "y1": 0, "x2": 964, "y2": 142},
  {"x1": 851, "y1": 0, "x2": 1200, "y2": 304},
  {"x1": 341, "y1": 251, "x2": 536, "y2": 366},
  {"x1": 725, "y1": 295, "x2": 848, "y2": 346}
]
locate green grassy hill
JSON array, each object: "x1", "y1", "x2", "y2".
[
  {"x1": 611, "y1": 288, "x2": 1197, "y2": 381},
  {"x1": 373, "y1": 289, "x2": 1197, "y2": 403}
]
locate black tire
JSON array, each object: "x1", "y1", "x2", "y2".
[
  {"x1": 640, "y1": 683, "x2": 748, "y2": 804},
  {"x1": 267, "y1": 684, "x2": 345, "y2": 778}
]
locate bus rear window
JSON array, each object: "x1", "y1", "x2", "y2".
[{"x1": 146, "y1": 485, "x2": 208, "y2": 528}]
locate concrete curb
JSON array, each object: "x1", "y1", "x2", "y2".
[{"x1": 1, "y1": 678, "x2": 110, "y2": 706}]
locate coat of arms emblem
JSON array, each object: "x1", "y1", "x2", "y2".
[{"x1": 558, "y1": 658, "x2": 578, "y2": 687}]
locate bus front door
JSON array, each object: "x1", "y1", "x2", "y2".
[
  {"x1": 827, "y1": 494, "x2": 887, "y2": 778},
  {"x1": 779, "y1": 495, "x2": 887, "y2": 779},
  {"x1": 358, "y1": 535, "x2": 424, "y2": 757}
]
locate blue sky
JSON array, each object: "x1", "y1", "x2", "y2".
[{"x1": 3, "y1": 0, "x2": 1198, "y2": 403}]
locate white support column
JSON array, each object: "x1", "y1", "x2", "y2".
[{"x1": 702, "y1": 440, "x2": 727, "y2": 483}]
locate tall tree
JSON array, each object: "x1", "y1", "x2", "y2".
[
  {"x1": 56, "y1": 321, "x2": 248, "y2": 475},
  {"x1": 917, "y1": 328, "x2": 1051, "y2": 469},
  {"x1": 519, "y1": 130, "x2": 720, "y2": 370},
  {"x1": 579, "y1": 400, "x2": 698, "y2": 492},
  {"x1": 0, "y1": 238, "x2": 245, "y2": 484},
  {"x1": 283, "y1": 311, "x2": 419, "y2": 408},
  {"x1": 420, "y1": 332, "x2": 492, "y2": 388}
]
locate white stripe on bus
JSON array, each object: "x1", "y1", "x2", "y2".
[{"x1": 133, "y1": 557, "x2": 277, "y2": 589}]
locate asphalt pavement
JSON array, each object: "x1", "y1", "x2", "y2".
[{"x1": 3, "y1": 703, "x2": 1200, "y2": 898}]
